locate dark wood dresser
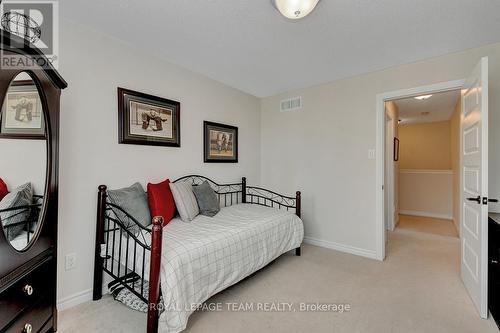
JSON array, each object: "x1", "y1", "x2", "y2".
[
  {"x1": 489, "y1": 212, "x2": 500, "y2": 329},
  {"x1": 0, "y1": 30, "x2": 67, "y2": 333}
]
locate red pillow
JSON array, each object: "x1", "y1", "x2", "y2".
[
  {"x1": 147, "y1": 179, "x2": 176, "y2": 226},
  {"x1": 0, "y1": 178, "x2": 8, "y2": 201}
]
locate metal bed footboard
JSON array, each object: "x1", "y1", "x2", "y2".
[{"x1": 92, "y1": 185, "x2": 164, "y2": 333}]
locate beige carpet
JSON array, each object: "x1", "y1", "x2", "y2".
[
  {"x1": 59, "y1": 230, "x2": 498, "y2": 333},
  {"x1": 397, "y1": 214, "x2": 459, "y2": 238}
]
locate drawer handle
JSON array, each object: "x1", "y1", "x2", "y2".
[
  {"x1": 23, "y1": 284, "x2": 33, "y2": 296},
  {"x1": 23, "y1": 323, "x2": 32, "y2": 333}
]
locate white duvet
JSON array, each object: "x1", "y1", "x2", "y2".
[
  {"x1": 159, "y1": 203, "x2": 303, "y2": 332},
  {"x1": 111, "y1": 203, "x2": 303, "y2": 332}
]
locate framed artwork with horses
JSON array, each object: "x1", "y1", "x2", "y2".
[
  {"x1": 204, "y1": 121, "x2": 238, "y2": 163},
  {"x1": 117, "y1": 87, "x2": 180, "y2": 147},
  {"x1": 0, "y1": 80, "x2": 45, "y2": 139}
]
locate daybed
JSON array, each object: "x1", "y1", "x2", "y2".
[{"x1": 92, "y1": 175, "x2": 303, "y2": 333}]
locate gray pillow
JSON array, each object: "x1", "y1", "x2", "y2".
[
  {"x1": 169, "y1": 181, "x2": 199, "y2": 222},
  {"x1": 0, "y1": 183, "x2": 33, "y2": 241},
  {"x1": 192, "y1": 181, "x2": 220, "y2": 217},
  {"x1": 107, "y1": 183, "x2": 151, "y2": 228}
]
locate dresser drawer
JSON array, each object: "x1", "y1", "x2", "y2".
[
  {"x1": 3, "y1": 294, "x2": 52, "y2": 333},
  {"x1": 0, "y1": 260, "x2": 54, "y2": 329}
]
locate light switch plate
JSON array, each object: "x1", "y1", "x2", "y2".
[{"x1": 368, "y1": 149, "x2": 376, "y2": 160}]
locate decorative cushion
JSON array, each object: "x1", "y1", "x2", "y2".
[
  {"x1": 107, "y1": 183, "x2": 151, "y2": 228},
  {"x1": 147, "y1": 179, "x2": 176, "y2": 226},
  {"x1": 169, "y1": 181, "x2": 199, "y2": 222},
  {"x1": 192, "y1": 181, "x2": 220, "y2": 217},
  {"x1": 0, "y1": 178, "x2": 8, "y2": 201},
  {"x1": 0, "y1": 183, "x2": 33, "y2": 241}
]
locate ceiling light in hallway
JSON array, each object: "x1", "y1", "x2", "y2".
[{"x1": 414, "y1": 94, "x2": 433, "y2": 100}]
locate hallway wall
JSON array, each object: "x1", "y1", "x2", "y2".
[
  {"x1": 398, "y1": 113, "x2": 461, "y2": 220},
  {"x1": 398, "y1": 121, "x2": 451, "y2": 170}
]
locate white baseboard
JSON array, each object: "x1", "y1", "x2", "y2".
[
  {"x1": 399, "y1": 210, "x2": 452, "y2": 220},
  {"x1": 57, "y1": 282, "x2": 109, "y2": 311},
  {"x1": 303, "y1": 236, "x2": 378, "y2": 260},
  {"x1": 57, "y1": 288, "x2": 93, "y2": 311}
]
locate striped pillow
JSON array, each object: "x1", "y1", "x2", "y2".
[{"x1": 169, "y1": 182, "x2": 199, "y2": 222}]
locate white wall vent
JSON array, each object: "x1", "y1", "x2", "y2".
[{"x1": 280, "y1": 96, "x2": 302, "y2": 112}]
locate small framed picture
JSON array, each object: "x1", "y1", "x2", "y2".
[
  {"x1": 0, "y1": 80, "x2": 45, "y2": 139},
  {"x1": 204, "y1": 121, "x2": 238, "y2": 163},
  {"x1": 118, "y1": 88, "x2": 180, "y2": 147}
]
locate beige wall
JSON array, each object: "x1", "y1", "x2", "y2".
[
  {"x1": 260, "y1": 42, "x2": 500, "y2": 255},
  {"x1": 57, "y1": 20, "x2": 261, "y2": 305},
  {"x1": 398, "y1": 121, "x2": 451, "y2": 170},
  {"x1": 450, "y1": 99, "x2": 461, "y2": 232},
  {"x1": 399, "y1": 170, "x2": 453, "y2": 219}
]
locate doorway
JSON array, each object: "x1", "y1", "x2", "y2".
[
  {"x1": 375, "y1": 56, "x2": 490, "y2": 320},
  {"x1": 386, "y1": 90, "x2": 461, "y2": 238}
]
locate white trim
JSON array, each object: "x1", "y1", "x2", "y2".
[
  {"x1": 304, "y1": 236, "x2": 378, "y2": 260},
  {"x1": 376, "y1": 79, "x2": 465, "y2": 261},
  {"x1": 57, "y1": 288, "x2": 93, "y2": 311},
  {"x1": 399, "y1": 169, "x2": 453, "y2": 175},
  {"x1": 399, "y1": 210, "x2": 453, "y2": 220}
]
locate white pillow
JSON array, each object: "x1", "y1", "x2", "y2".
[{"x1": 169, "y1": 182, "x2": 199, "y2": 222}]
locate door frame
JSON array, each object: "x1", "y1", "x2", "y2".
[{"x1": 375, "y1": 79, "x2": 465, "y2": 261}]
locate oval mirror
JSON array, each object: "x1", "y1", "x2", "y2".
[{"x1": 0, "y1": 72, "x2": 47, "y2": 251}]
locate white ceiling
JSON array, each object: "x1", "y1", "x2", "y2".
[
  {"x1": 61, "y1": 0, "x2": 500, "y2": 97},
  {"x1": 394, "y1": 90, "x2": 461, "y2": 124}
]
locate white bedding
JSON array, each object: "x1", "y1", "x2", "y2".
[
  {"x1": 111, "y1": 203, "x2": 303, "y2": 333},
  {"x1": 10, "y1": 231, "x2": 34, "y2": 250}
]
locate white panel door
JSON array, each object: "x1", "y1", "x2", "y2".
[{"x1": 461, "y1": 57, "x2": 488, "y2": 318}]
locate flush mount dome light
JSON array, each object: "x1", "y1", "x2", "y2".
[
  {"x1": 272, "y1": 0, "x2": 321, "y2": 20},
  {"x1": 414, "y1": 94, "x2": 433, "y2": 100}
]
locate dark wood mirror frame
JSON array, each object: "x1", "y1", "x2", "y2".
[
  {"x1": 0, "y1": 30, "x2": 67, "y2": 333},
  {"x1": 1, "y1": 71, "x2": 49, "y2": 252}
]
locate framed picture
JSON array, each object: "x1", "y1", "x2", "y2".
[
  {"x1": 393, "y1": 137, "x2": 400, "y2": 161},
  {"x1": 118, "y1": 87, "x2": 180, "y2": 147},
  {"x1": 0, "y1": 80, "x2": 45, "y2": 138},
  {"x1": 204, "y1": 121, "x2": 238, "y2": 163}
]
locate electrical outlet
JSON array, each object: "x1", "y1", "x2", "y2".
[{"x1": 65, "y1": 253, "x2": 77, "y2": 271}]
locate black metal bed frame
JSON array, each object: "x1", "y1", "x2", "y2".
[
  {"x1": 92, "y1": 175, "x2": 301, "y2": 333},
  {"x1": 0, "y1": 195, "x2": 43, "y2": 243}
]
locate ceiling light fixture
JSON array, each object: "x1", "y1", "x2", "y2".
[
  {"x1": 272, "y1": 0, "x2": 321, "y2": 20},
  {"x1": 414, "y1": 94, "x2": 433, "y2": 100}
]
